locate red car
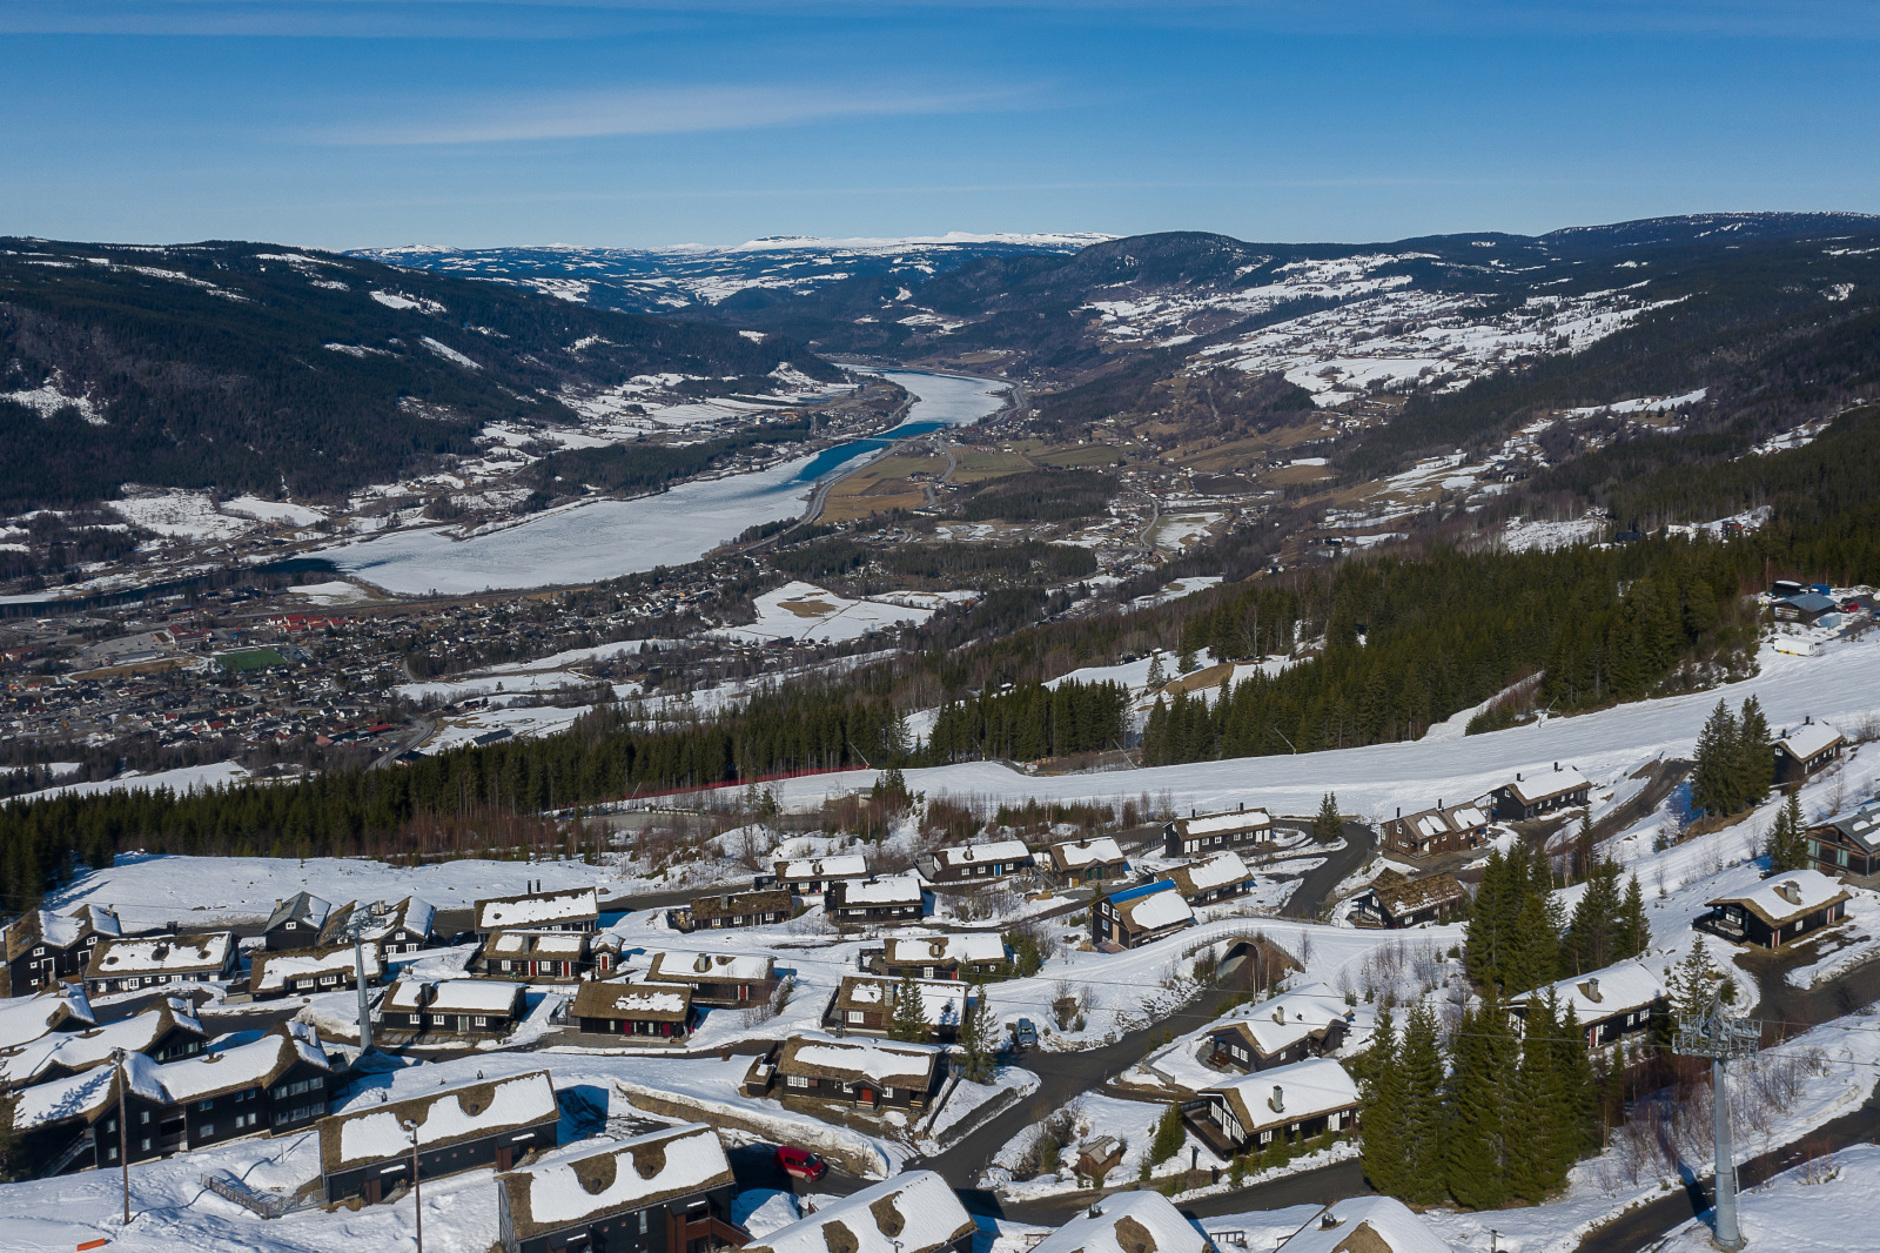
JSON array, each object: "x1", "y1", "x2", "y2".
[{"x1": 777, "y1": 1145, "x2": 828, "y2": 1181}]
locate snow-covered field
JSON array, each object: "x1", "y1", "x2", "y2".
[
  {"x1": 717, "y1": 580, "x2": 934, "y2": 644},
  {"x1": 319, "y1": 371, "x2": 1004, "y2": 594}
]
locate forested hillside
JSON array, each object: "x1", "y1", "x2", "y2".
[{"x1": 0, "y1": 239, "x2": 840, "y2": 509}]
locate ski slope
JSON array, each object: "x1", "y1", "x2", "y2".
[{"x1": 771, "y1": 636, "x2": 1880, "y2": 818}]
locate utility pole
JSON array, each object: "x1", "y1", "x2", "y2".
[
  {"x1": 401, "y1": 1117, "x2": 424, "y2": 1253},
  {"x1": 111, "y1": 1047, "x2": 130, "y2": 1227},
  {"x1": 1675, "y1": 994, "x2": 1761, "y2": 1251},
  {"x1": 345, "y1": 910, "x2": 375, "y2": 1054}
]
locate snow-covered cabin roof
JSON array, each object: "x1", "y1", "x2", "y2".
[
  {"x1": 13, "y1": 1024, "x2": 327, "y2": 1131},
  {"x1": 488, "y1": 929, "x2": 590, "y2": 957},
  {"x1": 1175, "y1": 809, "x2": 1273, "y2": 838},
  {"x1": 1109, "y1": 880, "x2": 1196, "y2": 933},
  {"x1": 473, "y1": 887, "x2": 599, "y2": 932},
  {"x1": 1816, "y1": 798, "x2": 1880, "y2": 853},
  {"x1": 155, "y1": 1024, "x2": 329, "y2": 1103},
  {"x1": 570, "y1": 981, "x2": 691, "y2": 1023},
  {"x1": 87, "y1": 931, "x2": 234, "y2": 979},
  {"x1": 0, "y1": 995, "x2": 204, "y2": 1088},
  {"x1": 3, "y1": 904, "x2": 120, "y2": 962},
  {"x1": 329, "y1": 895, "x2": 437, "y2": 944},
  {"x1": 1029, "y1": 1191, "x2": 1209, "y2": 1253},
  {"x1": 250, "y1": 943, "x2": 382, "y2": 993},
  {"x1": 419, "y1": 978, "x2": 528, "y2": 1015},
  {"x1": 1166, "y1": 851, "x2": 1253, "y2": 897},
  {"x1": 774, "y1": 1034, "x2": 941, "y2": 1089},
  {"x1": 1273, "y1": 1196, "x2": 1454, "y2": 1253},
  {"x1": 930, "y1": 839, "x2": 1032, "y2": 869},
  {"x1": 498, "y1": 1122, "x2": 733, "y2": 1242},
  {"x1": 1213, "y1": 983, "x2": 1354, "y2": 1056},
  {"x1": 831, "y1": 975, "x2": 974, "y2": 1025},
  {"x1": 1502, "y1": 765, "x2": 1590, "y2": 806},
  {"x1": 774, "y1": 855, "x2": 869, "y2": 882},
  {"x1": 0, "y1": 986, "x2": 94, "y2": 1052},
  {"x1": 1776, "y1": 720, "x2": 1845, "y2": 762},
  {"x1": 883, "y1": 933, "x2": 1007, "y2": 966},
  {"x1": 645, "y1": 951, "x2": 775, "y2": 985},
  {"x1": 1512, "y1": 960, "x2": 1667, "y2": 1023},
  {"x1": 1707, "y1": 869, "x2": 1851, "y2": 928},
  {"x1": 265, "y1": 891, "x2": 332, "y2": 933},
  {"x1": 742, "y1": 1170, "x2": 973, "y2": 1253},
  {"x1": 840, "y1": 875, "x2": 924, "y2": 906},
  {"x1": 321, "y1": 1069, "x2": 559, "y2": 1174},
  {"x1": 1048, "y1": 836, "x2": 1127, "y2": 872},
  {"x1": 1202, "y1": 1057, "x2": 1360, "y2": 1135}
]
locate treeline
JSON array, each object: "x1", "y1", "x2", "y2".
[
  {"x1": 1529, "y1": 402, "x2": 1880, "y2": 536},
  {"x1": 1362, "y1": 996, "x2": 1597, "y2": 1208},
  {"x1": 960, "y1": 469, "x2": 1117, "y2": 523},
  {"x1": 1141, "y1": 536, "x2": 1758, "y2": 764},
  {"x1": 1465, "y1": 842, "x2": 1648, "y2": 996},
  {"x1": 532, "y1": 419, "x2": 814, "y2": 496},
  {"x1": 768, "y1": 538, "x2": 1097, "y2": 588},
  {"x1": 0, "y1": 688, "x2": 904, "y2": 909},
  {"x1": 922, "y1": 679, "x2": 1129, "y2": 763}
]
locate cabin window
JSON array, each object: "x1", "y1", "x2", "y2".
[
  {"x1": 786, "y1": 1074, "x2": 809, "y2": 1089},
  {"x1": 847, "y1": 1011, "x2": 865, "y2": 1025}
]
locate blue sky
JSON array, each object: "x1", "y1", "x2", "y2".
[{"x1": 3, "y1": 1, "x2": 1878, "y2": 249}]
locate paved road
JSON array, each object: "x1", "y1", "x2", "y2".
[{"x1": 1280, "y1": 820, "x2": 1376, "y2": 921}]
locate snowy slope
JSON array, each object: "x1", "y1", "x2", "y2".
[{"x1": 770, "y1": 636, "x2": 1880, "y2": 819}]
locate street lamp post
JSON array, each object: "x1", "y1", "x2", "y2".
[{"x1": 401, "y1": 1118, "x2": 423, "y2": 1253}]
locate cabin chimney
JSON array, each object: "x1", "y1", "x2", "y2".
[
  {"x1": 1554, "y1": 762, "x2": 1560, "y2": 772},
  {"x1": 1269, "y1": 1085, "x2": 1285, "y2": 1113},
  {"x1": 1584, "y1": 977, "x2": 1601, "y2": 1002},
  {"x1": 1319, "y1": 1212, "x2": 1340, "y2": 1231}
]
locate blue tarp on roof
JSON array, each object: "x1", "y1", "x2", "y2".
[{"x1": 1106, "y1": 879, "x2": 1176, "y2": 905}]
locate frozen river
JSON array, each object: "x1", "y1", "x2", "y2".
[{"x1": 319, "y1": 370, "x2": 1006, "y2": 595}]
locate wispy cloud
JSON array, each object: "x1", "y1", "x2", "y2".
[{"x1": 318, "y1": 81, "x2": 1028, "y2": 145}]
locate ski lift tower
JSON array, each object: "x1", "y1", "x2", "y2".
[
  {"x1": 1675, "y1": 994, "x2": 1762, "y2": 1251},
  {"x1": 342, "y1": 909, "x2": 376, "y2": 1054}
]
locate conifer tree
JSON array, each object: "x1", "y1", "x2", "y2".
[
  {"x1": 1565, "y1": 859, "x2": 1623, "y2": 974},
  {"x1": 1146, "y1": 652, "x2": 1167, "y2": 689},
  {"x1": 1671, "y1": 944, "x2": 1725, "y2": 1018},
  {"x1": 957, "y1": 980, "x2": 996, "y2": 1082},
  {"x1": 1445, "y1": 990, "x2": 1516, "y2": 1209},
  {"x1": 1148, "y1": 1101, "x2": 1186, "y2": 1165},
  {"x1": 1768, "y1": 786, "x2": 1810, "y2": 872},
  {"x1": 1359, "y1": 1004, "x2": 1405, "y2": 1197},
  {"x1": 1507, "y1": 893, "x2": 1561, "y2": 995},
  {"x1": 1555, "y1": 1003, "x2": 1599, "y2": 1159},
  {"x1": 1617, "y1": 873, "x2": 1649, "y2": 959},
  {"x1": 1508, "y1": 993, "x2": 1569, "y2": 1203},
  {"x1": 1314, "y1": 793, "x2": 1343, "y2": 843},
  {"x1": 1396, "y1": 1002, "x2": 1449, "y2": 1205},
  {"x1": 889, "y1": 971, "x2": 928, "y2": 1042},
  {"x1": 1734, "y1": 696, "x2": 1774, "y2": 809},
  {"x1": 1692, "y1": 699, "x2": 1742, "y2": 814}
]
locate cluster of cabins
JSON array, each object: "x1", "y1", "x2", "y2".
[{"x1": 670, "y1": 837, "x2": 1132, "y2": 934}]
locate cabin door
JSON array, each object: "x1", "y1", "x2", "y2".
[
  {"x1": 365, "y1": 1178, "x2": 382, "y2": 1205},
  {"x1": 497, "y1": 1145, "x2": 515, "y2": 1170}
]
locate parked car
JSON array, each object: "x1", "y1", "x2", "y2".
[
  {"x1": 1013, "y1": 1018, "x2": 1038, "y2": 1050},
  {"x1": 777, "y1": 1145, "x2": 827, "y2": 1181}
]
